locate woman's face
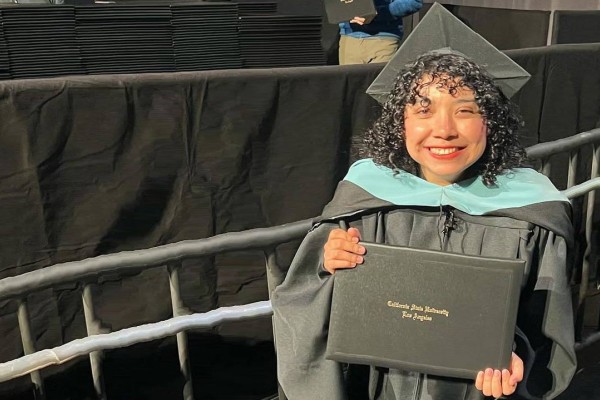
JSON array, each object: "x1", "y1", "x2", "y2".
[{"x1": 403, "y1": 77, "x2": 487, "y2": 186}]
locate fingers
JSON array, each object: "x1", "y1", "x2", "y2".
[
  {"x1": 498, "y1": 352, "x2": 523, "y2": 395},
  {"x1": 476, "y1": 368, "x2": 504, "y2": 398},
  {"x1": 323, "y1": 259, "x2": 360, "y2": 274},
  {"x1": 347, "y1": 227, "x2": 362, "y2": 240},
  {"x1": 323, "y1": 228, "x2": 365, "y2": 274},
  {"x1": 349, "y1": 16, "x2": 366, "y2": 25},
  {"x1": 327, "y1": 228, "x2": 356, "y2": 242},
  {"x1": 475, "y1": 371, "x2": 483, "y2": 391},
  {"x1": 491, "y1": 369, "x2": 502, "y2": 398},
  {"x1": 476, "y1": 364, "x2": 522, "y2": 398},
  {"x1": 482, "y1": 369, "x2": 493, "y2": 397},
  {"x1": 502, "y1": 369, "x2": 516, "y2": 396},
  {"x1": 510, "y1": 352, "x2": 524, "y2": 386},
  {"x1": 324, "y1": 229, "x2": 365, "y2": 255}
]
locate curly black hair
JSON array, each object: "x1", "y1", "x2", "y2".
[{"x1": 361, "y1": 52, "x2": 527, "y2": 186}]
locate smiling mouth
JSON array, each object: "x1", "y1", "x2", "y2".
[{"x1": 428, "y1": 147, "x2": 463, "y2": 155}]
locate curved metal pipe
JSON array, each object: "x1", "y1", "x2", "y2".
[
  {"x1": 0, "y1": 219, "x2": 313, "y2": 302},
  {"x1": 561, "y1": 177, "x2": 600, "y2": 199},
  {"x1": 0, "y1": 301, "x2": 273, "y2": 383},
  {"x1": 526, "y1": 128, "x2": 600, "y2": 160}
]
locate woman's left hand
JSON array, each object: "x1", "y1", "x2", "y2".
[{"x1": 475, "y1": 352, "x2": 524, "y2": 398}]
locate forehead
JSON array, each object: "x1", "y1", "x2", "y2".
[{"x1": 413, "y1": 74, "x2": 475, "y2": 98}]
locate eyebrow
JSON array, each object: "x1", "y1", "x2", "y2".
[
  {"x1": 411, "y1": 97, "x2": 476, "y2": 106},
  {"x1": 454, "y1": 99, "x2": 477, "y2": 104}
]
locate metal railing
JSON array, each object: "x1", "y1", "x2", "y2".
[
  {"x1": 526, "y1": 128, "x2": 600, "y2": 187},
  {"x1": 0, "y1": 219, "x2": 312, "y2": 399},
  {"x1": 526, "y1": 128, "x2": 600, "y2": 344},
  {"x1": 0, "y1": 129, "x2": 598, "y2": 399}
]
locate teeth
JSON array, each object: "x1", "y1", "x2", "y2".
[{"x1": 429, "y1": 148, "x2": 458, "y2": 155}]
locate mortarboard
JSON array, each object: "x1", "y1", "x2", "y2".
[{"x1": 366, "y1": 2, "x2": 531, "y2": 104}]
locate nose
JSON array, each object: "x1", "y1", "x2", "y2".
[{"x1": 433, "y1": 111, "x2": 457, "y2": 139}]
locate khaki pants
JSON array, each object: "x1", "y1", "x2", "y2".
[{"x1": 339, "y1": 35, "x2": 400, "y2": 65}]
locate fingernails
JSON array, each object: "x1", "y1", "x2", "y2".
[
  {"x1": 356, "y1": 256, "x2": 364, "y2": 264},
  {"x1": 485, "y1": 368, "x2": 493, "y2": 377},
  {"x1": 494, "y1": 370, "x2": 501, "y2": 378},
  {"x1": 351, "y1": 237, "x2": 359, "y2": 243},
  {"x1": 358, "y1": 246, "x2": 366, "y2": 254}
]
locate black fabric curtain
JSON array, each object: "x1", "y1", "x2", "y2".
[{"x1": 0, "y1": 64, "x2": 383, "y2": 396}]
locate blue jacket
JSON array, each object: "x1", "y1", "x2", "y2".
[{"x1": 339, "y1": 0, "x2": 423, "y2": 39}]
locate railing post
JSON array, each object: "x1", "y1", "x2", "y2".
[
  {"x1": 567, "y1": 151, "x2": 578, "y2": 188},
  {"x1": 168, "y1": 263, "x2": 194, "y2": 400},
  {"x1": 17, "y1": 298, "x2": 46, "y2": 400},
  {"x1": 578, "y1": 145, "x2": 599, "y2": 307},
  {"x1": 82, "y1": 284, "x2": 107, "y2": 400},
  {"x1": 541, "y1": 159, "x2": 552, "y2": 177}
]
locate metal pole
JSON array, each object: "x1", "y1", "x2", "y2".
[
  {"x1": 578, "y1": 145, "x2": 599, "y2": 308},
  {"x1": 17, "y1": 299, "x2": 46, "y2": 400},
  {"x1": 567, "y1": 151, "x2": 578, "y2": 189},
  {"x1": 546, "y1": 9, "x2": 556, "y2": 45},
  {"x1": 82, "y1": 284, "x2": 107, "y2": 400},
  {"x1": 168, "y1": 263, "x2": 194, "y2": 400},
  {"x1": 541, "y1": 159, "x2": 552, "y2": 177}
]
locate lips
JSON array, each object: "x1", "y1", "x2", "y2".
[
  {"x1": 426, "y1": 147, "x2": 465, "y2": 159},
  {"x1": 428, "y1": 147, "x2": 459, "y2": 155}
]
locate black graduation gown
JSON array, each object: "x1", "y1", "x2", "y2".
[{"x1": 272, "y1": 160, "x2": 576, "y2": 400}]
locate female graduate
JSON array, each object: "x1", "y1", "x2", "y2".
[{"x1": 271, "y1": 8, "x2": 576, "y2": 398}]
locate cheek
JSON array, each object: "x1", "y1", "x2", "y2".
[
  {"x1": 463, "y1": 120, "x2": 487, "y2": 144},
  {"x1": 477, "y1": 123, "x2": 487, "y2": 145},
  {"x1": 471, "y1": 123, "x2": 487, "y2": 158},
  {"x1": 403, "y1": 120, "x2": 429, "y2": 145}
]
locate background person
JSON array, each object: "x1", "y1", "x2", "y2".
[{"x1": 339, "y1": 0, "x2": 423, "y2": 65}]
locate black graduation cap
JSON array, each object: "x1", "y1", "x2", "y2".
[{"x1": 366, "y1": 2, "x2": 531, "y2": 104}]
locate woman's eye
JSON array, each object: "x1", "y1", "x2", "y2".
[
  {"x1": 458, "y1": 108, "x2": 475, "y2": 114},
  {"x1": 416, "y1": 108, "x2": 430, "y2": 115}
]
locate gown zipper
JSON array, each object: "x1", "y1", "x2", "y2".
[{"x1": 441, "y1": 206, "x2": 456, "y2": 252}]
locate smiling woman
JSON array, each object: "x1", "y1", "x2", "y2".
[
  {"x1": 363, "y1": 52, "x2": 526, "y2": 187},
  {"x1": 272, "y1": 50, "x2": 576, "y2": 400}
]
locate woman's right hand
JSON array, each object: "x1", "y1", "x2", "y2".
[
  {"x1": 349, "y1": 16, "x2": 366, "y2": 25},
  {"x1": 323, "y1": 227, "x2": 366, "y2": 274}
]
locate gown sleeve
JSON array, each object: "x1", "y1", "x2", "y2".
[
  {"x1": 515, "y1": 228, "x2": 577, "y2": 399},
  {"x1": 271, "y1": 222, "x2": 348, "y2": 400}
]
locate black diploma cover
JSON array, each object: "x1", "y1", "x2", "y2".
[
  {"x1": 324, "y1": 0, "x2": 377, "y2": 24},
  {"x1": 326, "y1": 242, "x2": 525, "y2": 379}
]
